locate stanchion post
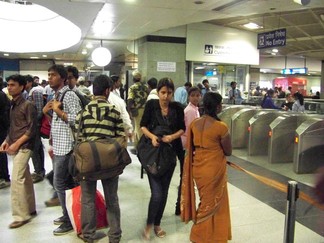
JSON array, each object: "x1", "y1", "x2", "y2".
[{"x1": 283, "y1": 181, "x2": 299, "y2": 243}]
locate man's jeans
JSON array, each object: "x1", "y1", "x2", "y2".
[
  {"x1": 53, "y1": 153, "x2": 76, "y2": 222},
  {"x1": 81, "y1": 176, "x2": 122, "y2": 243}
]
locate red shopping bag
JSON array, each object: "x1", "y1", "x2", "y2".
[{"x1": 66, "y1": 185, "x2": 108, "y2": 234}]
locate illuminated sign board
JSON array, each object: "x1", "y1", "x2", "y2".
[
  {"x1": 258, "y1": 28, "x2": 286, "y2": 49},
  {"x1": 281, "y1": 68, "x2": 308, "y2": 75}
]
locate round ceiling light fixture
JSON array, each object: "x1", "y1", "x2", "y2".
[
  {"x1": 0, "y1": 1, "x2": 81, "y2": 52},
  {"x1": 91, "y1": 45, "x2": 112, "y2": 67}
]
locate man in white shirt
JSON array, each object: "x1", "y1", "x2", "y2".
[
  {"x1": 109, "y1": 76, "x2": 133, "y2": 139},
  {"x1": 146, "y1": 77, "x2": 159, "y2": 101}
]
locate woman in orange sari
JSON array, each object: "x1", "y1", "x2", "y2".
[{"x1": 181, "y1": 92, "x2": 232, "y2": 243}]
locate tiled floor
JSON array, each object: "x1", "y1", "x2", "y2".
[{"x1": 0, "y1": 141, "x2": 323, "y2": 243}]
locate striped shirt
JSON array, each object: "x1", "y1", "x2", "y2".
[
  {"x1": 75, "y1": 97, "x2": 125, "y2": 141},
  {"x1": 51, "y1": 86, "x2": 82, "y2": 155}
]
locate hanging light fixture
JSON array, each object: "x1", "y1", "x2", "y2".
[
  {"x1": 91, "y1": 40, "x2": 112, "y2": 67},
  {"x1": 0, "y1": 1, "x2": 81, "y2": 53}
]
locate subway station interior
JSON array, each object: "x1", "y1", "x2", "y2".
[{"x1": 0, "y1": 0, "x2": 324, "y2": 242}]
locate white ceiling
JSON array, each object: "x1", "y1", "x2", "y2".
[{"x1": 2, "y1": 0, "x2": 324, "y2": 71}]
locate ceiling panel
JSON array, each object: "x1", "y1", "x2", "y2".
[{"x1": 1, "y1": 0, "x2": 324, "y2": 70}]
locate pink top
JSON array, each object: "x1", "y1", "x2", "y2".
[{"x1": 181, "y1": 102, "x2": 200, "y2": 148}]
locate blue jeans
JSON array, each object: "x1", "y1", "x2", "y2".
[
  {"x1": 81, "y1": 176, "x2": 121, "y2": 243},
  {"x1": 146, "y1": 165, "x2": 175, "y2": 226},
  {"x1": 53, "y1": 153, "x2": 77, "y2": 222}
]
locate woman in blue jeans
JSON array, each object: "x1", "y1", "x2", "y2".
[{"x1": 140, "y1": 78, "x2": 185, "y2": 240}]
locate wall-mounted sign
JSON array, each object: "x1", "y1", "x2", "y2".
[
  {"x1": 157, "y1": 62, "x2": 176, "y2": 72},
  {"x1": 281, "y1": 67, "x2": 308, "y2": 75},
  {"x1": 258, "y1": 28, "x2": 286, "y2": 49},
  {"x1": 186, "y1": 23, "x2": 259, "y2": 65}
]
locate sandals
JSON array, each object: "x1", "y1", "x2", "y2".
[
  {"x1": 154, "y1": 228, "x2": 166, "y2": 238},
  {"x1": 142, "y1": 226, "x2": 166, "y2": 240},
  {"x1": 142, "y1": 229, "x2": 150, "y2": 241}
]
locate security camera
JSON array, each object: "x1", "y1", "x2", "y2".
[{"x1": 293, "y1": 0, "x2": 311, "y2": 5}]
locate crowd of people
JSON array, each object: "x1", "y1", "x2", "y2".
[{"x1": 0, "y1": 69, "x2": 321, "y2": 242}]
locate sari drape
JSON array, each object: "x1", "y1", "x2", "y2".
[{"x1": 181, "y1": 115, "x2": 232, "y2": 243}]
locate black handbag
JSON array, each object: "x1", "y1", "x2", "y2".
[{"x1": 137, "y1": 109, "x2": 177, "y2": 177}]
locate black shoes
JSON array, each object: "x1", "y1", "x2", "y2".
[
  {"x1": 53, "y1": 215, "x2": 66, "y2": 225},
  {"x1": 31, "y1": 172, "x2": 45, "y2": 183},
  {"x1": 78, "y1": 234, "x2": 94, "y2": 243},
  {"x1": 53, "y1": 222, "x2": 73, "y2": 235}
]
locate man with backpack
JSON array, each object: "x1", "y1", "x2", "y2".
[
  {"x1": 66, "y1": 65, "x2": 91, "y2": 107},
  {"x1": 43, "y1": 64, "x2": 82, "y2": 235}
]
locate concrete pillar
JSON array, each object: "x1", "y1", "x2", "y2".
[{"x1": 137, "y1": 35, "x2": 186, "y2": 88}]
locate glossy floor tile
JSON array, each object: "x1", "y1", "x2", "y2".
[{"x1": 0, "y1": 141, "x2": 323, "y2": 243}]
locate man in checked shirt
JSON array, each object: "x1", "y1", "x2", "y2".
[{"x1": 43, "y1": 64, "x2": 81, "y2": 235}]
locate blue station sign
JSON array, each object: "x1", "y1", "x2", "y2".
[
  {"x1": 257, "y1": 28, "x2": 286, "y2": 49},
  {"x1": 281, "y1": 67, "x2": 308, "y2": 75}
]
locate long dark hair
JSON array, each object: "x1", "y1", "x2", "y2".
[
  {"x1": 293, "y1": 92, "x2": 304, "y2": 105},
  {"x1": 203, "y1": 92, "x2": 222, "y2": 121}
]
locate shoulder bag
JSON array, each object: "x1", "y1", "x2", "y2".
[
  {"x1": 137, "y1": 109, "x2": 177, "y2": 177},
  {"x1": 69, "y1": 111, "x2": 131, "y2": 181}
]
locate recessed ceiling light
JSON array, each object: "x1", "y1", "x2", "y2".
[
  {"x1": 3, "y1": 53, "x2": 9, "y2": 56},
  {"x1": 30, "y1": 56, "x2": 39, "y2": 59},
  {"x1": 86, "y1": 43, "x2": 93, "y2": 49},
  {"x1": 272, "y1": 49, "x2": 278, "y2": 53},
  {"x1": 195, "y1": 66, "x2": 205, "y2": 70},
  {"x1": 42, "y1": 54, "x2": 47, "y2": 57},
  {"x1": 243, "y1": 22, "x2": 263, "y2": 30},
  {"x1": 82, "y1": 49, "x2": 88, "y2": 55}
]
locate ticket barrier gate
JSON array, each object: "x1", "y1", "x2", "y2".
[
  {"x1": 219, "y1": 105, "x2": 250, "y2": 128},
  {"x1": 248, "y1": 110, "x2": 285, "y2": 156},
  {"x1": 231, "y1": 108, "x2": 259, "y2": 149},
  {"x1": 268, "y1": 114, "x2": 308, "y2": 164},
  {"x1": 293, "y1": 118, "x2": 324, "y2": 174}
]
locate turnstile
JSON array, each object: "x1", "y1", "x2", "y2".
[
  {"x1": 219, "y1": 105, "x2": 250, "y2": 129},
  {"x1": 248, "y1": 110, "x2": 284, "y2": 156},
  {"x1": 231, "y1": 108, "x2": 259, "y2": 148},
  {"x1": 268, "y1": 114, "x2": 308, "y2": 164},
  {"x1": 293, "y1": 118, "x2": 324, "y2": 174}
]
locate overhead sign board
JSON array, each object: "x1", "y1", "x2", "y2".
[
  {"x1": 258, "y1": 28, "x2": 286, "y2": 49},
  {"x1": 281, "y1": 67, "x2": 308, "y2": 75}
]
